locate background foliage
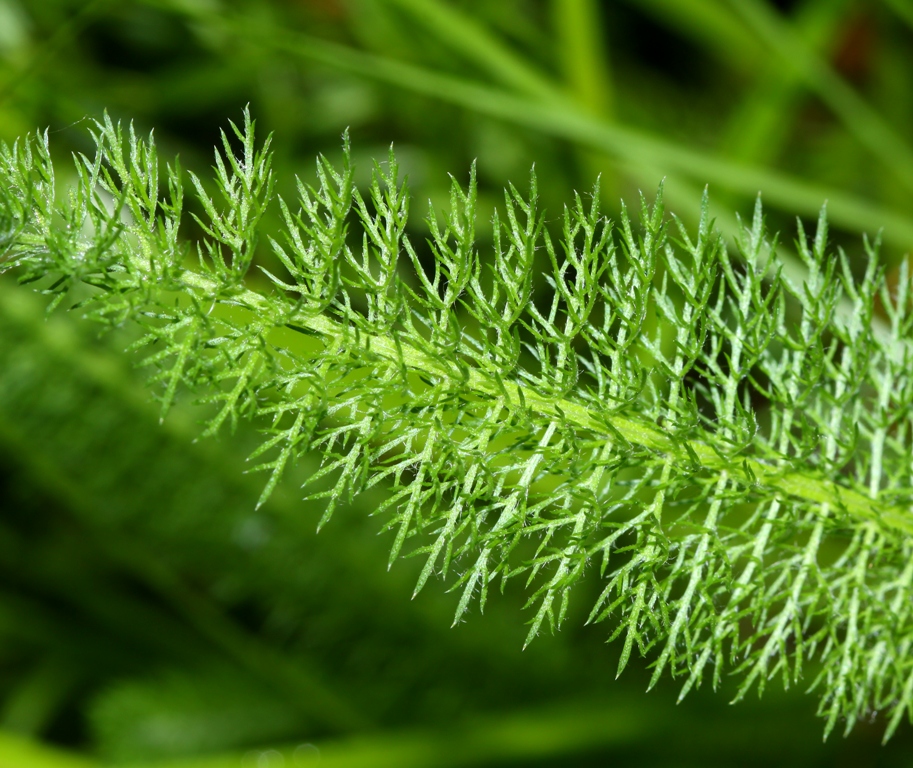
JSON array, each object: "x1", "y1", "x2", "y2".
[{"x1": 1, "y1": 0, "x2": 913, "y2": 765}]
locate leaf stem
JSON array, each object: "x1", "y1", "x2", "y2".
[{"x1": 178, "y1": 270, "x2": 913, "y2": 541}]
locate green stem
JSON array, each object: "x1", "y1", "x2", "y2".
[{"x1": 178, "y1": 269, "x2": 913, "y2": 541}]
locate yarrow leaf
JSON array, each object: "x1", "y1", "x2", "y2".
[{"x1": 3, "y1": 110, "x2": 913, "y2": 740}]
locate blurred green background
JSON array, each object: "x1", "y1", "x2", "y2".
[{"x1": 1, "y1": 0, "x2": 913, "y2": 765}]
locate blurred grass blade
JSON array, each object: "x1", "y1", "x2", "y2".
[
  {"x1": 720, "y1": 0, "x2": 853, "y2": 165},
  {"x1": 551, "y1": 0, "x2": 615, "y2": 193},
  {"x1": 724, "y1": 0, "x2": 913, "y2": 194},
  {"x1": 115, "y1": 704, "x2": 650, "y2": 768},
  {"x1": 141, "y1": 0, "x2": 913, "y2": 251},
  {"x1": 0, "y1": 281, "x2": 368, "y2": 737},
  {"x1": 0, "y1": 658, "x2": 83, "y2": 737},
  {"x1": 884, "y1": 0, "x2": 913, "y2": 30},
  {"x1": 381, "y1": 0, "x2": 561, "y2": 102},
  {"x1": 0, "y1": 731, "x2": 97, "y2": 768},
  {"x1": 0, "y1": 688, "x2": 849, "y2": 767},
  {"x1": 255, "y1": 27, "x2": 913, "y2": 251},
  {"x1": 551, "y1": 0, "x2": 612, "y2": 115}
]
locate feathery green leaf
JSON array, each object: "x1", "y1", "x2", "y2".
[{"x1": 3, "y1": 111, "x2": 913, "y2": 739}]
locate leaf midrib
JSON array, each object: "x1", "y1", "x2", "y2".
[{"x1": 178, "y1": 269, "x2": 913, "y2": 539}]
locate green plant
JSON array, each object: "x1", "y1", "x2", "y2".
[{"x1": 3, "y1": 108, "x2": 913, "y2": 743}]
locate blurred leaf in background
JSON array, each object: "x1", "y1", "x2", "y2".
[{"x1": 1, "y1": 0, "x2": 913, "y2": 766}]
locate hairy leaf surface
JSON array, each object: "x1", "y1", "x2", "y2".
[{"x1": 2, "y1": 111, "x2": 913, "y2": 738}]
